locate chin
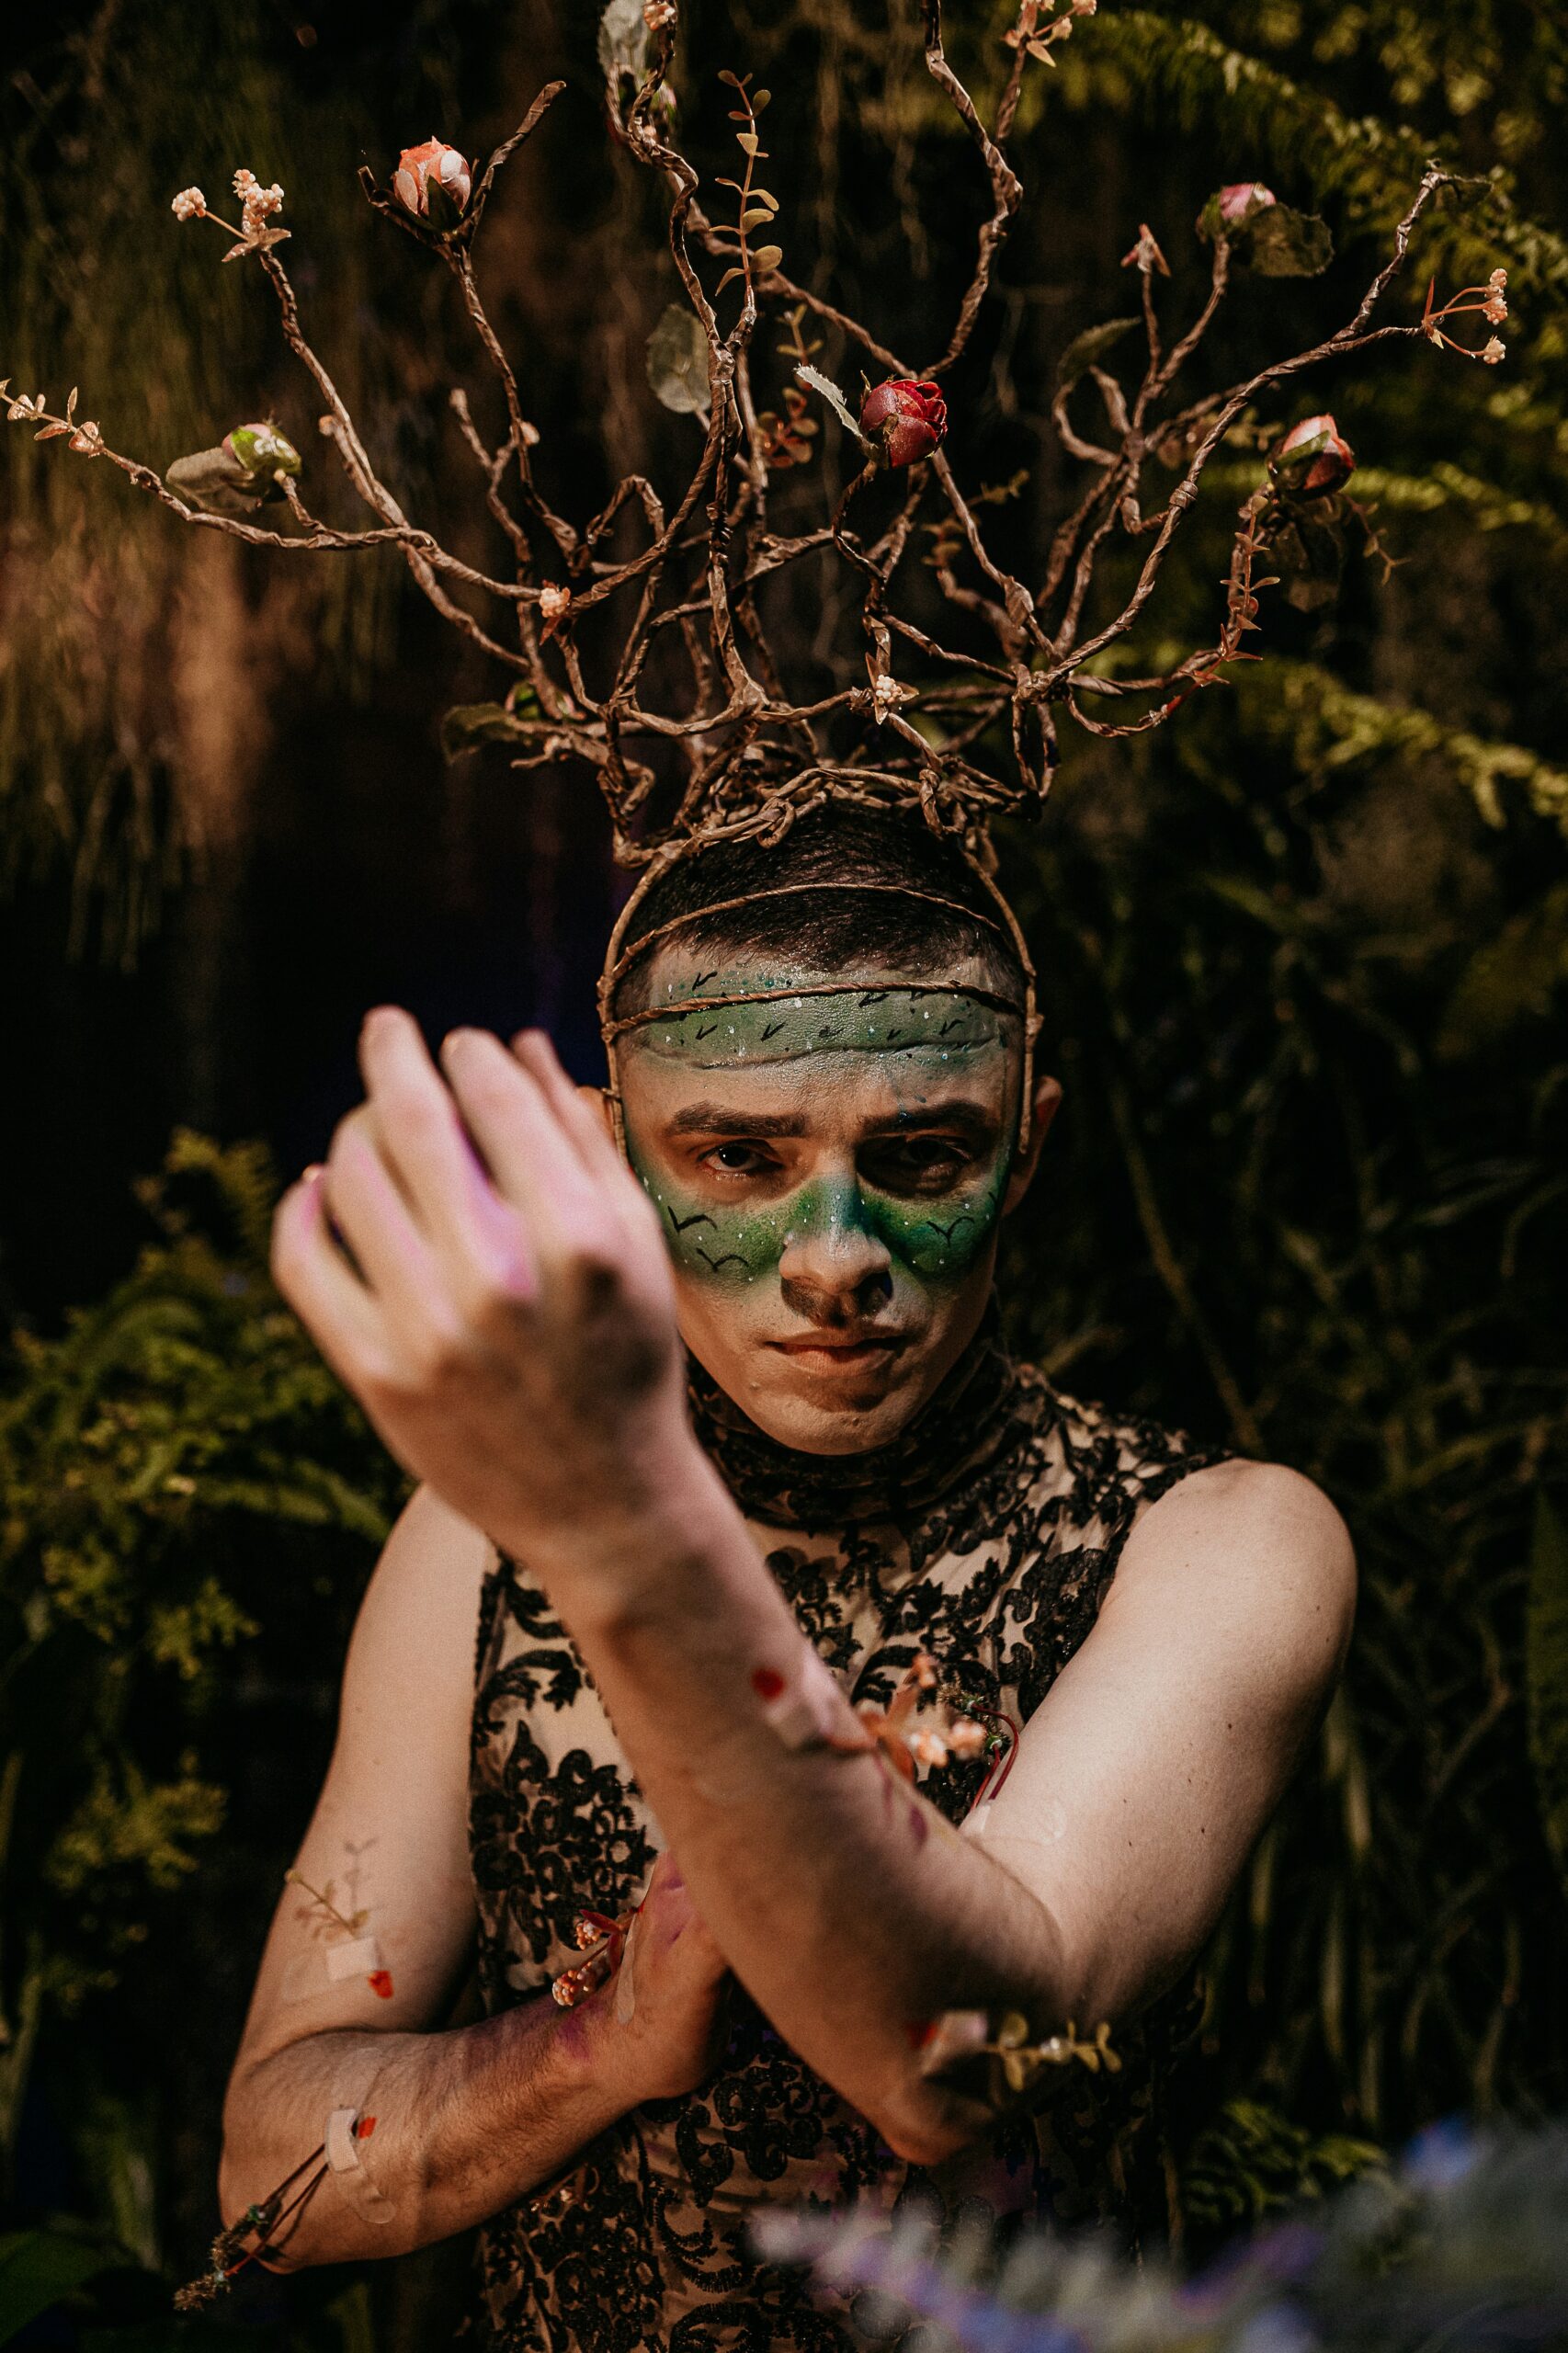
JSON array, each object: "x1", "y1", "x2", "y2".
[{"x1": 728, "y1": 1347, "x2": 936, "y2": 1455}]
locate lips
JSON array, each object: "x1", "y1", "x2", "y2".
[{"x1": 767, "y1": 1330, "x2": 906, "y2": 1370}]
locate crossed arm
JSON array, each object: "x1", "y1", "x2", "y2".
[{"x1": 221, "y1": 1012, "x2": 1354, "y2": 2260}]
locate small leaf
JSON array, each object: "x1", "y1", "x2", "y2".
[
  {"x1": 741, "y1": 208, "x2": 774, "y2": 232},
  {"x1": 34, "y1": 422, "x2": 70, "y2": 441},
  {"x1": 1248, "y1": 202, "x2": 1334, "y2": 278},
  {"x1": 736, "y1": 131, "x2": 759, "y2": 156},
  {"x1": 750, "y1": 188, "x2": 779, "y2": 211},
  {"x1": 716, "y1": 266, "x2": 744, "y2": 295},
  {"x1": 753, "y1": 243, "x2": 783, "y2": 272},
  {"x1": 66, "y1": 386, "x2": 78, "y2": 420},
  {"x1": 439, "y1": 701, "x2": 530, "y2": 760},
  {"x1": 165, "y1": 443, "x2": 267, "y2": 517},
  {"x1": 718, "y1": 66, "x2": 743, "y2": 86},
  {"x1": 753, "y1": 88, "x2": 771, "y2": 109},
  {"x1": 795, "y1": 361, "x2": 866, "y2": 442},
  {"x1": 1056, "y1": 314, "x2": 1139, "y2": 392},
  {"x1": 645, "y1": 301, "x2": 711, "y2": 415}
]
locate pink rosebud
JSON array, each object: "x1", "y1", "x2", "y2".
[
  {"x1": 392, "y1": 138, "x2": 472, "y2": 222},
  {"x1": 1220, "y1": 181, "x2": 1275, "y2": 228},
  {"x1": 858, "y1": 377, "x2": 948, "y2": 469},
  {"x1": 1270, "y1": 412, "x2": 1355, "y2": 497}
]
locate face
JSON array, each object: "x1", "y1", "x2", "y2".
[{"x1": 610, "y1": 945, "x2": 1060, "y2": 1455}]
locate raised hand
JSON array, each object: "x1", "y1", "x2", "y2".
[{"x1": 270, "y1": 1009, "x2": 697, "y2": 1563}]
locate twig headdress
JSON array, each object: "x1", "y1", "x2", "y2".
[{"x1": 5, "y1": 0, "x2": 1508, "y2": 1152}]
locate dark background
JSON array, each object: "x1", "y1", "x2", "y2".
[{"x1": 3, "y1": 0, "x2": 1567, "y2": 2338}]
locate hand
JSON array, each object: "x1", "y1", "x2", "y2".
[
  {"x1": 585, "y1": 1853, "x2": 731, "y2": 2107},
  {"x1": 271, "y1": 1009, "x2": 696, "y2": 1562}
]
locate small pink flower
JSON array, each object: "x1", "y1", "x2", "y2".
[
  {"x1": 171, "y1": 187, "x2": 207, "y2": 222},
  {"x1": 539, "y1": 583, "x2": 572, "y2": 637},
  {"x1": 1221, "y1": 181, "x2": 1274, "y2": 228},
  {"x1": 858, "y1": 377, "x2": 948, "y2": 468},
  {"x1": 906, "y1": 1728, "x2": 951, "y2": 1769},
  {"x1": 393, "y1": 138, "x2": 472, "y2": 221},
  {"x1": 1270, "y1": 412, "x2": 1355, "y2": 496},
  {"x1": 946, "y1": 1718, "x2": 988, "y2": 1759},
  {"x1": 1482, "y1": 336, "x2": 1506, "y2": 365}
]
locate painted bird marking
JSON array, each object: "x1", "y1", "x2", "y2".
[
  {"x1": 696, "y1": 1245, "x2": 749, "y2": 1273},
  {"x1": 917, "y1": 1212, "x2": 977, "y2": 1245},
  {"x1": 666, "y1": 1207, "x2": 717, "y2": 1236}
]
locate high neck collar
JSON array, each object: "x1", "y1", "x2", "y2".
[{"x1": 686, "y1": 1306, "x2": 1024, "y2": 1532}]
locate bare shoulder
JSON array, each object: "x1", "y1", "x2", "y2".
[{"x1": 1108, "y1": 1456, "x2": 1357, "y2": 1703}]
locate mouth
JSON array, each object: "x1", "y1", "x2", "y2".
[{"x1": 766, "y1": 1330, "x2": 908, "y2": 1375}]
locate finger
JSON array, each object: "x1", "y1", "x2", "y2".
[
  {"x1": 271, "y1": 1171, "x2": 387, "y2": 1379},
  {"x1": 512, "y1": 1029, "x2": 631, "y2": 1189},
  {"x1": 357, "y1": 1008, "x2": 504, "y2": 1264},
  {"x1": 322, "y1": 1110, "x2": 444, "y2": 1325},
  {"x1": 440, "y1": 1029, "x2": 608, "y2": 1251}
]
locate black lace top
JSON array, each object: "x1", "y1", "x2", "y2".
[{"x1": 466, "y1": 1326, "x2": 1225, "y2": 2350}]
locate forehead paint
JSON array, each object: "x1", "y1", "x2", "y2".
[{"x1": 619, "y1": 975, "x2": 1020, "y2": 1293}]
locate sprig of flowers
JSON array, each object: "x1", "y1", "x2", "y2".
[
  {"x1": 169, "y1": 167, "x2": 290, "y2": 263},
  {"x1": 2, "y1": 381, "x2": 103, "y2": 454},
  {"x1": 1005, "y1": 0, "x2": 1097, "y2": 69},
  {"x1": 1422, "y1": 267, "x2": 1508, "y2": 364}
]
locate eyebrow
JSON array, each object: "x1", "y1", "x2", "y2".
[{"x1": 664, "y1": 1098, "x2": 1002, "y2": 1143}]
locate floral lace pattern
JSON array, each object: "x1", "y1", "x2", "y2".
[{"x1": 467, "y1": 1334, "x2": 1226, "y2": 2349}]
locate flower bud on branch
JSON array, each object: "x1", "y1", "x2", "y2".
[
  {"x1": 392, "y1": 138, "x2": 472, "y2": 229},
  {"x1": 858, "y1": 379, "x2": 948, "y2": 469}
]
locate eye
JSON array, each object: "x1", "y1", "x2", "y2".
[
  {"x1": 859, "y1": 1134, "x2": 976, "y2": 1194},
  {"x1": 696, "y1": 1141, "x2": 779, "y2": 1177}
]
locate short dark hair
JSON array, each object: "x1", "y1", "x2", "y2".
[{"x1": 609, "y1": 803, "x2": 1028, "y2": 1019}]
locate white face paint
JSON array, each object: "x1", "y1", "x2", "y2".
[{"x1": 617, "y1": 947, "x2": 1028, "y2": 1454}]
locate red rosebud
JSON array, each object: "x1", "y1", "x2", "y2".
[
  {"x1": 392, "y1": 138, "x2": 472, "y2": 222},
  {"x1": 1269, "y1": 413, "x2": 1355, "y2": 497},
  {"x1": 858, "y1": 378, "x2": 948, "y2": 469}
]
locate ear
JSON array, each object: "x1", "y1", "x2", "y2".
[
  {"x1": 1003, "y1": 1074, "x2": 1062, "y2": 1214},
  {"x1": 576, "y1": 1083, "x2": 619, "y2": 1148}
]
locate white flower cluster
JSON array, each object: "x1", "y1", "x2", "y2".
[
  {"x1": 233, "y1": 167, "x2": 286, "y2": 243},
  {"x1": 171, "y1": 187, "x2": 207, "y2": 222}
]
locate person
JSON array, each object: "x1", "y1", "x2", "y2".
[{"x1": 219, "y1": 802, "x2": 1355, "y2": 2350}]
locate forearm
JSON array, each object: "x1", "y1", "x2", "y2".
[
  {"x1": 220, "y1": 1994, "x2": 624, "y2": 2266},
  {"x1": 532, "y1": 1453, "x2": 1074, "y2": 2158}
]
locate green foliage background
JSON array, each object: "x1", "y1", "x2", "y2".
[{"x1": 2, "y1": 0, "x2": 1566, "y2": 2336}]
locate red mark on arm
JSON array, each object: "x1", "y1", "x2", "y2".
[
  {"x1": 368, "y1": 1970, "x2": 394, "y2": 1999},
  {"x1": 751, "y1": 1666, "x2": 786, "y2": 1700},
  {"x1": 357, "y1": 2115, "x2": 377, "y2": 2140}
]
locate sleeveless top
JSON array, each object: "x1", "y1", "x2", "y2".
[{"x1": 465, "y1": 1322, "x2": 1227, "y2": 2351}]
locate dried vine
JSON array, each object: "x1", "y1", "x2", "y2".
[{"x1": 3, "y1": 0, "x2": 1509, "y2": 871}]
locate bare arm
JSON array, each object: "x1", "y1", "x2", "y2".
[
  {"x1": 220, "y1": 1485, "x2": 727, "y2": 2267},
  {"x1": 267, "y1": 1014, "x2": 1353, "y2": 2170}
]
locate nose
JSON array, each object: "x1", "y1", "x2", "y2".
[{"x1": 777, "y1": 1173, "x2": 893, "y2": 1325}]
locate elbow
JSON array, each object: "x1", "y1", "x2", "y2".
[{"x1": 868, "y1": 2078, "x2": 989, "y2": 2170}]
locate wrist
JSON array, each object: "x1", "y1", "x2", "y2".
[{"x1": 496, "y1": 1430, "x2": 740, "y2": 1619}]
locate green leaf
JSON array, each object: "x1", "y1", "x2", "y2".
[
  {"x1": 1527, "y1": 1496, "x2": 1568, "y2": 1891},
  {"x1": 0, "y1": 2230, "x2": 113, "y2": 2346},
  {"x1": 439, "y1": 701, "x2": 530, "y2": 760},
  {"x1": 752, "y1": 243, "x2": 783, "y2": 273},
  {"x1": 645, "y1": 303, "x2": 711, "y2": 415},
  {"x1": 1247, "y1": 202, "x2": 1334, "y2": 278},
  {"x1": 1055, "y1": 316, "x2": 1138, "y2": 392}
]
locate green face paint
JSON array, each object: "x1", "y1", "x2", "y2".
[{"x1": 619, "y1": 972, "x2": 1022, "y2": 1300}]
